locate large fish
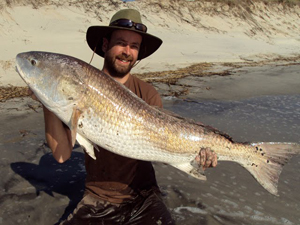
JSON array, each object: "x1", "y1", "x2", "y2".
[{"x1": 16, "y1": 51, "x2": 300, "y2": 196}]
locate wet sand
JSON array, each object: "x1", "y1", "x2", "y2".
[
  {"x1": 153, "y1": 61, "x2": 300, "y2": 101},
  {"x1": 0, "y1": 64, "x2": 299, "y2": 224}
]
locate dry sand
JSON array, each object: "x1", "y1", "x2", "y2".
[
  {"x1": 0, "y1": 1, "x2": 300, "y2": 224},
  {"x1": 0, "y1": 0, "x2": 300, "y2": 87}
]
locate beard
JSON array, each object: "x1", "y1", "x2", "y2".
[{"x1": 104, "y1": 52, "x2": 135, "y2": 78}]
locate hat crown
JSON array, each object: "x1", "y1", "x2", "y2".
[{"x1": 110, "y1": 9, "x2": 143, "y2": 24}]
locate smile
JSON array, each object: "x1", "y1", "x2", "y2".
[{"x1": 117, "y1": 57, "x2": 131, "y2": 64}]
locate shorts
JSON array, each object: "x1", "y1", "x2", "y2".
[{"x1": 60, "y1": 189, "x2": 175, "y2": 225}]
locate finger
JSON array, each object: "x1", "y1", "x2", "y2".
[
  {"x1": 31, "y1": 93, "x2": 38, "y2": 101},
  {"x1": 195, "y1": 155, "x2": 200, "y2": 163},
  {"x1": 205, "y1": 153, "x2": 213, "y2": 168},
  {"x1": 27, "y1": 89, "x2": 39, "y2": 101},
  {"x1": 27, "y1": 88, "x2": 33, "y2": 95},
  {"x1": 212, "y1": 153, "x2": 218, "y2": 167},
  {"x1": 204, "y1": 161, "x2": 212, "y2": 169},
  {"x1": 200, "y1": 149, "x2": 206, "y2": 167}
]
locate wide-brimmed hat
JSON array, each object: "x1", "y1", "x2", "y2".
[{"x1": 86, "y1": 9, "x2": 163, "y2": 60}]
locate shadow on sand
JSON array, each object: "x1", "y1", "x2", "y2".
[{"x1": 10, "y1": 151, "x2": 86, "y2": 224}]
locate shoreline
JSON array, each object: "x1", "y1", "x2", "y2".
[
  {"x1": 2, "y1": 55, "x2": 299, "y2": 102},
  {"x1": 152, "y1": 56, "x2": 300, "y2": 101}
]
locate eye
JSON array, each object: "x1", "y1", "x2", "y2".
[
  {"x1": 131, "y1": 44, "x2": 140, "y2": 50},
  {"x1": 30, "y1": 59, "x2": 37, "y2": 66},
  {"x1": 117, "y1": 41, "x2": 127, "y2": 47}
]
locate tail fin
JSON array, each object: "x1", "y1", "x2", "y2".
[{"x1": 245, "y1": 142, "x2": 300, "y2": 196}]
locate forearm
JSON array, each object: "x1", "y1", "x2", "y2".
[{"x1": 43, "y1": 106, "x2": 73, "y2": 163}]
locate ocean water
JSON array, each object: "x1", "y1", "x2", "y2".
[
  {"x1": 157, "y1": 94, "x2": 300, "y2": 225},
  {"x1": 163, "y1": 94, "x2": 300, "y2": 143}
]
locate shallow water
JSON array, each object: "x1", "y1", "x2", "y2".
[
  {"x1": 0, "y1": 90, "x2": 299, "y2": 225},
  {"x1": 157, "y1": 94, "x2": 300, "y2": 225},
  {"x1": 163, "y1": 94, "x2": 300, "y2": 143}
]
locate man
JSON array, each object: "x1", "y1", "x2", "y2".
[{"x1": 30, "y1": 9, "x2": 217, "y2": 224}]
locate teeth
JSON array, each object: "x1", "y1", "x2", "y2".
[{"x1": 117, "y1": 57, "x2": 130, "y2": 63}]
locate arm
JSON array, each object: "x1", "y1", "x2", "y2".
[
  {"x1": 29, "y1": 89, "x2": 73, "y2": 163},
  {"x1": 43, "y1": 106, "x2": 73, "y2": 163}
]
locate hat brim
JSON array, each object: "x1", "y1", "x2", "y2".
[{"x1": 86, "y1": 26, "x2": 163, "y2": 60}]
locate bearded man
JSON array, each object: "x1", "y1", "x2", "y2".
[{"x1": 29, "y1": 9, "x2": 217, "y2": 224}]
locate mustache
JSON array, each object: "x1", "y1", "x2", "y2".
[{"x1": 116, "y1": 54, "x2": 133, "y2": 61}]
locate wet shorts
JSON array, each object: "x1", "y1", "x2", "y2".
[{"x1": 60, "y1": 190, "x2": 175, "y2": 225}]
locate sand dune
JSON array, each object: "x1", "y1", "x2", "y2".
[{"x1": 0, "y1": 0, "x2": 299, "y2": 86}]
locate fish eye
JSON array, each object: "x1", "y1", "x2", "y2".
[{"x1": 30, "y1": 59, "x2": 37, "y2": 66}]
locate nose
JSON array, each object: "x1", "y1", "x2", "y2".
[{"x1": 122, "y1": 45, "x2": 131, "y2": 56}]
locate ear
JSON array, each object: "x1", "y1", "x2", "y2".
[{"x1": 102, "y1": 38, "x2": 109, "y2": 53}]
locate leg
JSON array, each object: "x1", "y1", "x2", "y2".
[
  {"x1": 125, "y1": 190, "x2": 175, "y2": 225},
  {"x1": 60, "y1": 194, "x2": 126, "y2": 225}
]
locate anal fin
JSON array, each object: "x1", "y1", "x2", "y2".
[{"x1": 171, "y1": 161, "x2": 207, "y2": 180}]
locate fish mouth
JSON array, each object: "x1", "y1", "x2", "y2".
[
  {"x1": 15, "y1": 65, "x2": 19, "y2": 74},
  {"x1": 16, "y1": 66, "x2": 30, "y2": 87},
  {"x1": 15, "y1": 63, "x2": 28, "y2": 85}
]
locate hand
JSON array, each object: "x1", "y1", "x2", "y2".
[
  {"x1": 28, "y1": 88, "x2": 39, "y2": 102},
  {"x1": 195, "y1": 147, "x2": 217, "y2": 170}
]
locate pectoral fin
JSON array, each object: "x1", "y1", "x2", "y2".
[
  {"x1": 70, "y1": 107, "x2": 83, "y2": 147},
  {"x1": 76, "y1": 133, "x2": 96, "y2": 160},
  {"x1": 171, "y1": 161, "x2": 207, "y2": 180}
]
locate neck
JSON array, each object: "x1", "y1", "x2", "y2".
[
  {"x1": 102, "y1": 68, "x2": 130, "y2": 84},
  {"x1": 113, "y1": 73, "x2": 130, "y2": 84}
]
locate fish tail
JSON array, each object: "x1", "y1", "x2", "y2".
[{"x1": 245, "y1": 142, "x2": 300, "y2": 196}]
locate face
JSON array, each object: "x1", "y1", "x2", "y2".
[{"x1": 102, "y1": 30, "x2": 142, "y2": 78}]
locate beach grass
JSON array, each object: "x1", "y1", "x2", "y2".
[{"x1": 1, "y1": 0, "x2": 300, "y2": 9}]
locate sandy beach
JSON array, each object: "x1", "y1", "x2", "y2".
[
  {"x1": 0, "y1": 0, "x2": 300, "y2": 224},
  {"x1": 1, "y1": 0, "x2": 300, "y2": 87}
]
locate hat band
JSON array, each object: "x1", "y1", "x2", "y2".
[{"x1": 109, "y1": 19, "x2": 147, "y2": 33}]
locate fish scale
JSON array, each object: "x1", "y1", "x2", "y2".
[{"x1": 16, "y1": 51, "x2": 300, "y2": 196}]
